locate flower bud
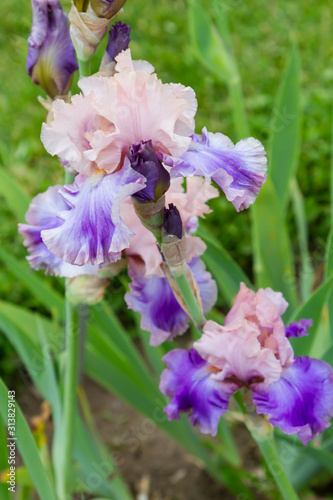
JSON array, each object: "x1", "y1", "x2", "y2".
[
  {"x1": 27, "y1": 0, "x2": 78, "y2": 99},
  {"x1": 69, "y1": 3, "x2": 110, "y2": 62},
  {"x1": 128, "y1": 140, "x2": 170, "y2": 203},
  {"x1": 105, "y1": 21, "x2": 130, "y2": 61},
  {"x1": 161, "y1": 204, "x2": 187, "y2": 277},
  {"x1": 99, "y1": 21, "x2": 130, "y2": 75},
  {"x1": 90, "y1": 0, "x2": 126, "y2": 19},
  {"x1": 163, "y1": 203, "x2": 183, "y2": 239},
  {"x1": 66, "y1": 275, "x2": 109, "y2": 305}
]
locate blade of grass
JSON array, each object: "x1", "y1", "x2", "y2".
[
  {"x1": 197, "y1": 225, "x2": 251, "y2": 305},
  {"x1": 0, "y1": 378, "x2": 57, "y2": 500},
  {"x1": 290, "y1": 178, "x2": 314, "y2": 302},
  {"x1": 251, "y1": 178, "x2": 297, "y2": 316},
  {"x1": 288, "y1": 274, "x2": 333, "y2": 356},
  {"x1": 269, "y1": 44, "x2": 301, "y2": 208},
  {"x1": 0, "y1": 419, "x2": 10, "y2": 500},
  {"x1": 0, "y1": 167, "x2": 30, "y2": 221},
  {"x1": 325, "y1": 108, "x2": 333, "y2": 344},
  {"x1": 0, "y1": 248, "x2": 63, "y2": 319},
  {"x1": 188, "y1": 0, "x2": 249, "y2": 138}
]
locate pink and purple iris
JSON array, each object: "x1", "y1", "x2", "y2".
[{"x1": 160, "y1": 283, "x2": 333, "y2": 444}]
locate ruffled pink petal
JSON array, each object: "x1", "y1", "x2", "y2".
[
  {"x1": 224, "y1": 283, "x2": 294, "y2": 368},
  {"x1": 94, "y1": 71, "x2": 196, "y2": 165},
  {"x1": 41, "y1": 92, "x2": 115, "y2": 176},
  {"x1": 195, "y1": 319, "x2": 283, "y2": 387},
  {"x1": 115, "y1": 48, "x2": 155, "y2": 74}
]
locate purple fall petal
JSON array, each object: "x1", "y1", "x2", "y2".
[
  {"x1": 41, "y1": 162, "x2": 146, "y2": 266},
  {"x1": 285, "y1": 319, "x2": 313, "y2": 338},
  {"x1": 18, "y1": 185, "x2": 97, "y2": 277},
  {"x1": 165, "y1": 127, "x2": 267, "y2": 211},
  {"x1": 253, "y1": 356, "x2": 333, "y2": 445},
  {"x1": 27, "y1": 0, "x2": 78, "y2": 98},
  {"x1": 125, "y1": 257, "x2": 217, "y2": 346},
  {"x1": 160, "y1": 348, "x2": 232, "y2": 435}
]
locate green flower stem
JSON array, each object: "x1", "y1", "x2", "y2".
[
  {"x1": 78, "y1": 59, "x2": 91, "y2": 77},
  {"x1": 174, "y1": 272, "x2": 204, "y2": 327},
  {"x1": 57, "y1": 57, "x2": 91, "y2": 500},
  {"x1": 248, "y1": 423, "x2": 300, "y2": 500},
  {"x1": 58, "y1": 299, "x2": 79, "y2": 500}
]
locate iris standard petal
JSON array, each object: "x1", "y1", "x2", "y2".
[{"x1": 166, "y1": 127, "x2": 267, "y2": 211}]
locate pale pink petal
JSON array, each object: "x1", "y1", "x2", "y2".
[
  {"x1": 94, "y1": 70, "x2": 196, "y2": 167},
  {"x1": 120, "y1": 198, "x2": 164, "y2": 278},
  {"x1": 169, "y1": 83, "x2": 197, "y2": 138},
  {"x1": 41, "y1": 92, "x2": 115, "y2": 176},
  {"x1": 224, "y1": 283, "x2": 294, "y2": 368},
  {"x1": 115, "y1": 48, "x2": 155, "y2": 74},
  {"x1": 195, "y1": 320, "x2": 282, "y2": 387}
]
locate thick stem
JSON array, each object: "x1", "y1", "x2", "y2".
[
  {"x1": 248, "y1": 422, "x2": 300, "y2": 500},
  {"x1": 174, "y1": 272, "x2": 204, "y2": 327},
  {"x1": 78, "y1": 59, "x2": 91, "y2": 77},
  {"x1": 58, "y1": 300, "x2": 79, "y2": 500}
]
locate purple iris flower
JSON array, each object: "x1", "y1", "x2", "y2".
[{"x1": 27, "y1": 0, "x2": 78, "y2": 98}]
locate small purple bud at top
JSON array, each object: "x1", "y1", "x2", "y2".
[
  {"x1": 163, "y1": 204, "x2": 183, "y2": 239},
  {"x1": 90, "y1": 0, "x2": 127, "y2": 19},
  {"x1": 27, "y1": 0, "x2": 78, "y2": 99},
  {"x1": 105, "y1": 22, "x2": 131, "y2": 61},
  {"x1": 128, "y1": 140, "x2": 170, "y2": 203}
]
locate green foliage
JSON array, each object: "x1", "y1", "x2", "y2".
[{"x1": 0, "y1": 378, "x2": 57, "y2": 500}]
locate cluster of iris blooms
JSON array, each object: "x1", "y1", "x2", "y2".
[{"x1": 20, "y1": 0, "x2": 333, "y2": 446}]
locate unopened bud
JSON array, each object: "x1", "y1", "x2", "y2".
[
  {"x1": 163, "y1": 203, "x2": 183, "y2": 239},
  {"x1": 66, "y1": 275, "x2": 109, "y2": 305},
  {"x1": 161, "y1": 204, "x2": 186, "y2": 277},
  {"x1": 100, "y1": 21, "x2": 130, "y2": 75},
  {"x1": 128, "y1": 140, "x2": 170, "y2": 203},
  {"x1": 91, "y1": 0, "x2": 126, "y2": 19},
  {"x1": 27, "y1": 0, "x2": 78, "y2": 99},
  {"x1": 69, "y1": 3, "x2": 110, "y2": 62}
]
